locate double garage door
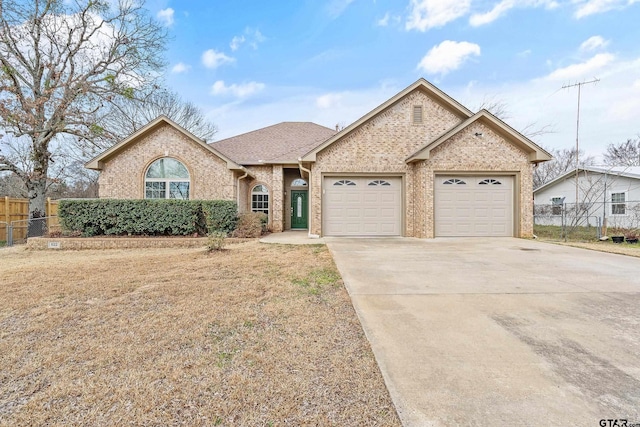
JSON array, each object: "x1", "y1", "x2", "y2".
[
  {"x1": 435, "y1": 176, "x2": 514, "y2": 237},
  {"x1": 323, "y1": 176, "x2": 402, "y2": 236},
  {"x1": 323, "y1": 175, "x2": 514, "y2": 237}
]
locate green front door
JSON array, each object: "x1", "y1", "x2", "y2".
[{"x1": 291, "y1": 190, "x2": 308, "y2": 229}]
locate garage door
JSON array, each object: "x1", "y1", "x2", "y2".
[
  {"x1": 435, "y1": 176, "x2": 513, "y2": 237},
  {"x1": 324, "y1": 176, "x2": 402, "y2": 236}
]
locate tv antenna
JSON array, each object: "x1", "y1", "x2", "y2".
[{"x1": 562, "y1": 78, "x2": 599, "y2": 206}]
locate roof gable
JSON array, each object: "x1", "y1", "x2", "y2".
[
  {"x1": 85, "y1": 115, "x2": 246, "y2": 172},
  {"x1": 406, "y1": 110, "x2": 552, "y2": 164},
  {"x1": 301, "y1": 78, "x2": 473, "y2": 162}
]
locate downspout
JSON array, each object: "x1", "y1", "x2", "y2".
[
  {"x1": 298, "y1": 159, "x2": 319, "y2": 238},
  {"x1": 237, "y1": 170, "x2": 249, "y2": 213}
]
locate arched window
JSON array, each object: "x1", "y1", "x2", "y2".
[
  {"x1": 145, "y1": 158, "x2": 190, "y2": 200},
  {"x1": 251, "y1": 184, "x2": 269, "y2": 215},
  {"x1": 291, "y1": 178, "x2": 308, "y2": 187}
]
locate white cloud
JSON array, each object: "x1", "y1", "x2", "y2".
[
  {"x1": 469, "y1": 0, "x2": 515, "y2": 26},
  {"x1": 327, "y1": 0, "x2": 356, "y2": 18},
  {"x1": 545, "y1": 53, "x2": 615, "y2": 81},
  {"x1": 574, "y1": 0, "x2": 640, "y2": 18},
  {"x1": 417, "y1": 40, "x2": 481, "y2": 75},
  {"x1": 377, "y1": 12, "x2": 390, "y2": 26},
  {"x1": 171, "y1": 62, "x2": 191, "y2": 74},
  {"x1": 633, "y1": 79, "x2": 640, "y2": 90},
  {"x1": 211, "y1": 80, "x2": 265, "y2": 98},
  {"x1": 316, "y1": 93, "x2": 342, "y2": 109},
  {"x1": 406, "y1": 0, "x2": 471, "y2": 31},
  {"x1": 517, "y1": 49, "x2": 532, "y2": 58},
  {"x1": 579, "y1": 35, "x2": 610, "y2": 52},
  {"x1": 229, "y1": 28, "x2": 265, "y2": 51},
  {"x1": 230, "y1": 35, "x2": 245, "y2": 51},
  {"x1": 201, "y1": 49, "x2": 235, "y2": 69},
  {"x1": 157, "y1": 8, "x2": 174, "y2": 27}
]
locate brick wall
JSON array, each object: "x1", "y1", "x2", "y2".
[
  {"x1": 311, "y1": 89, "x2": 466, "y2": 236},
  {"x1": 98, "y1": 123, "x2": 236, "y2": 200},
  {"x1": 416, "y1": 121, "x2": 534, "y2": 238}
]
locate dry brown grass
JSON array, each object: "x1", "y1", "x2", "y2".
[
  {"x1": 0, "y1": 242, "x2": 399, "y2": 426},
  {"x1": 546, "y1": 240, "x2": 640, "y2": 258}
]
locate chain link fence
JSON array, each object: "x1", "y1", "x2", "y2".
[
  {"x1": 4, "y1": 216, "x2": 60, "y2": 247},
  {"x1": 534, "y1": 201, "x2": 640, "y2": 241}
]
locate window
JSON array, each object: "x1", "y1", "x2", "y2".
[
  {"x1": 611, "y1": 192, "x2": 626, "y2": 215},
  {"x1": 479, "y1": 179, "x2": 502, "y2": 185},
  {"x1": 443, "y1": 178, "x2": 466, "y2": 185},
  {"x1": 368, "y1": 180, "x2": 391, "y2": 186},
  {"x1": 333, "y1": 180, "x2": 356, "y2": 186},
  {"x1": 145, "y1": 158, "x2": 190, "y2": 199},
  {"x1": 551, "y1": 197, "x2": 563, "y2": 216},
  {"x1": 412, "y1": 105, "x2": 423, "y2": 124},
  {"x1": 252, "y1": 185, "x2": 269, "y2": 215},
  {"x1": 292, "y1": 178, "x2": 307, "y2": 187}
]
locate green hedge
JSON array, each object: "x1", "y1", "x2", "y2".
[{"x1": 58, "y1": 199, "x2": 237, "y2": 237}]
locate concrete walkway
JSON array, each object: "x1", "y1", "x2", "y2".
[
  {"x1": 260, "y1": 230, "x2": 325, "y2": 245},
  {"x1": 326, "y1": 237, "x2": 640, "y2": 426}
]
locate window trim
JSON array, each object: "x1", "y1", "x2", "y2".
[
  {"x1": 611, "y1": 191, "x2": 627, "y2": 216},
  {"x1": 144, "y1": 157, "x2": 191, "y2": 200},
  {"x1": 251, "y1": 184, "x2": 270, "y2": 216}
]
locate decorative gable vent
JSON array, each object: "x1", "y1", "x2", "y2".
[{"x1": 412, "y1": 105, "x2": 423, "y2": 124}]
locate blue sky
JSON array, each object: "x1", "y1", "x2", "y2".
[{"x1": 148, "y1": 0, "x2": 640, "y2": 161}]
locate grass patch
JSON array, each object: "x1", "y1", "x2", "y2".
[
  {"x1": 0, "y1": 242, "x2": 399, "y2": 426},
  {"x1": 534, "y1": 224, "x2": 600, "y2": 242}
]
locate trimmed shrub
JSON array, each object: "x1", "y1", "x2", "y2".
[
  {"x1": 232, "y1": 212, "x2": 267, "y2": 238},
  {"x1": 201, "y1": 200, "x2": 238, "y2": 233},
  {"x1": 58, "y1": 199, "x2": 238, "y2": 237}
]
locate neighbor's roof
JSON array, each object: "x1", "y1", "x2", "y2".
[
  {"x1": 211, "y1": 122, "x2": 336, "y2": 165},
  {"x1": 85, "y1": 115, "x2": 247, "y2": 172},
  {"x1": 534, "y1": 165, "x2": 640, "y2": 193},
  {"x1": 406, "y1": 110, "x2": 552, "y2": 164},
  {"x1": 301, "y1": 78, "x2": 473, "y2": 162}
]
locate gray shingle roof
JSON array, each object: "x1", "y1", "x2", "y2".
[{"x1": 210, "y1": 122, "x2": 336, "y2": 164}]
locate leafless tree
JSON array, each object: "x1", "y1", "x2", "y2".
[
  {"x1": 603, "y1": 137, "x2": 640, "y2": 166},
  {"x1": 533, "y1": 147, "x2": 595, "y2": 189},
  {"x1": 0, "y1": 0, "x2": 167, "y2": 218},
  {"x1": 91, "y1": 88, "x2": 218, "y2": 152},
  {"x1": 477, "y1": 96, "x2": 556, "y2": 141}
]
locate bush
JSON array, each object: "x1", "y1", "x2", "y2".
[
  {"x1": 201, "y1": 200, "x2": 238, "y2": 233},
  {"x1": 58, "y1": 199, "x2": 238, "y2": 237},
  {"x1": 206, "y1": 231, "x2": 228, "y2": 252},
  {"x1": 232, "y1": 212, "x2": 267, "y2": 238}
]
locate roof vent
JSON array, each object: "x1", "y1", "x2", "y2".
[{"x1": 413, "y1": 105, "x2": 423, "y2": 124}]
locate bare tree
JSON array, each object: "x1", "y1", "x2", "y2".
[
  {"x1": 92, "y1": 88, "x2": 218, "y2": 151},
  {"x1": 0, "y1": 0, "x2": 167, "y2": 218},
  {"x1": 477, "y1": 96, "x2": 555, "y2": 140},
  {"x1": 603, "y1": 137, "x2": 640, "y2": 166},
  {"x1": 533, "y1": 147, "x2": 595, "y2": 188}
]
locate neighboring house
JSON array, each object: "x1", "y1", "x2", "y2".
[
  {"x1": 533, "y1": 166, "x2": 640, "y2": 229},
  {"x1": 86, "y1": 78, "x2": 551, "y2": 238}
]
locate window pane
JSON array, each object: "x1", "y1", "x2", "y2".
[
  {"x1": 145, "y1": 182, "x2": 166, "y2": 199},
  {"x1": 169, "y1": 182, "x2": 190, "y2": 200},
  {"x1": 252, "y1": 185, "x2": 268, "y2": 194},
  {"x1": 146, "y1": 158, "x2": 189, "y2": 179}
]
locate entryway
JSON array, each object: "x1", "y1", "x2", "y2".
[{"x1": 290, "y1": 190, "x2": 308, "y2": 229}]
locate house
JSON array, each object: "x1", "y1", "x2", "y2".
[
  {"x1": 533, "y1": 165, "x2": 640, "y2": 229},
  {"x1": 86, "y1": 78, "x2": 551, "y2": 238}
]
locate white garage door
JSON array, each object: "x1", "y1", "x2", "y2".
[
  {"x1": 324, "y1": 176, "x2": 402, "y2": 236},
  {"x1": 435, "y1": 176, "x2": 514, "y2": 237}
]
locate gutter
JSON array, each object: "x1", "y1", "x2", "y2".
[{"x1": 298, "y1": 159, "x2": 319, "y2": 239}]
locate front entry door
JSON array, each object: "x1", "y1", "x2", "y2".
[{"x1": 291, "y1": 190, "x2": 308, "y2": 229}]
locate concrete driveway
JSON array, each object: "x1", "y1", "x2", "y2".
[{"x1": 325, "y1": 237, "x2": 640, "y2": 426}]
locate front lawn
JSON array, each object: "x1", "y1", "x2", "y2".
[{"x1": 0, "y1": 242, "x2": 399, "y2": 426}]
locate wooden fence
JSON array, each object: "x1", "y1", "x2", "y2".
[{"x1": 0, "y1": 197, "x2": 60, "y2": 242}]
